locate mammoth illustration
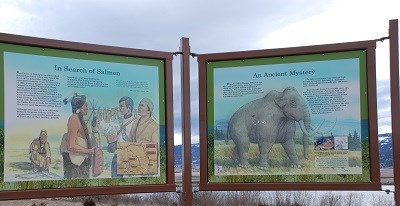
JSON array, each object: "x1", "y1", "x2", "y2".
[{"x1": 227, "y1": 86, "x2": 318, "y2": 168}]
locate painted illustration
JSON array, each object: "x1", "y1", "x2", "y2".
[
  {"x1": 29, "y1": 129, "x2": 51, "y2": 172},
  {"x1": 227, "y1": 86, "x2": 317, "y2": 168},
  {"x1": 99, "y1": 96, "x2": 136, "y2": 178},
  {"x1": 115, "y1": 98, "x2": 160, "y2": 175},
  {"x1": 129, "y1": 98, "x2": 160, "y2": 144},
  {"x1": 2, "y1": 50, "x2": 163, "y2": 185},
  {"x1": 60, "y1": 93, "x2": 96, "y2": 179},
  {"x1": 211, "y1": 54, "x2": 365, "y2": 178}
]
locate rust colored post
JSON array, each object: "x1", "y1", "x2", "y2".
[
  {"x1": 180, "y1": 37, "x2": 193, "y2": 205},
  {"x1": 389, "y1": 19, "x2": 400, "y2": 206}
]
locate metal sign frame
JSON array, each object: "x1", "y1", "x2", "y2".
[
  {"x1": 198, "y1": 40, "x2": 380, "y2": 191},
  {"x1": 0, "y1": 33, "x2": 175, "y2": 200}
]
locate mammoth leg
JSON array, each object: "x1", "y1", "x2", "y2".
[
  {"x1": 232, "y1": 145, "x2": 239, "y2": 163},
  {"x1": 281, "y1": 139, "x2": 300, "y2": 167},
  {"x1": 235, "y1": 137, "x2": 250, "y2": 167},
  {"x1": 278, "y1": 119, "x2": 301, "y2": 167},
  {"x1": 258, "y1": 141, "x2": 274, "y2": 168}
]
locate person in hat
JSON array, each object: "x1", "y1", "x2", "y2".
[
  {"x1": 61, "y1": 93, "x2": 96, "y2": 179},
  {"x1": 128, "y1": 98, "x2": 159, "y2": 144},
  {"x1": 30, "y1": 129, "x2": 51, "y2": 172}
]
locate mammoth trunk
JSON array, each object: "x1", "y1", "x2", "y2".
[{"x1": 298, "y1": 108, "x2": 312, "y2": 159}]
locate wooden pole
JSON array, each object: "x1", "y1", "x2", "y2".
[
  {"x1": 180, "y1": 37, "x2": 193, "y2": 205},
  {"x1": 389, "y1": 19, "x2": 399, "y2": 206}
]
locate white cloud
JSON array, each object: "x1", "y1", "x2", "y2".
[
  {"x1": 259, "y1": 0, "x2": 399, "y2": 47},
  {"x1": 258, "y1": 0, "x2": 399, "y2": 134},
  {"x1": 173, "y1": 132, "x2": 198, "y2": 146},
  {"x1": 0, "y1": 0, "x2": 37, "y2": 34},
  {"x1": 0, "y1": 0, "x2": 398, "y2": 145}
]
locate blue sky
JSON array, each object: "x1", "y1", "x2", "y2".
[{"x1": 0, "y1": 0, "x2": 399, "y2": 145}]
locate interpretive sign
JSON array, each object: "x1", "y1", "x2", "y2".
[
  {"x1": 0, "y1": 33, "x2": 175, "y2": 200},
  {"x1": 198, "y1": 41, "x2": 380, "y2": 191}
]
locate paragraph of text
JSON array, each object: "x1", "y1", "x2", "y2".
[
  {"x1": 303, "y1": 87, "x2": 349, "y2": 114},
  {"x1": 222, "y1": 82, "x2": 263, "y2": 98},
  {"x1": 16, "y1": 72, "x2": 62, "y2": 108}
]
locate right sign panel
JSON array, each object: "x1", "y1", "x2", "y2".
[{"x1": 198, "y1": 41, "x2": 380, "y2": 190}]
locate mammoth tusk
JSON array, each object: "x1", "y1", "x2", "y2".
[
  {"x1": 299, "y1": 120, "x2": 315, "y2": 137},
  {"x1": 310, "y1": 119, "x2": 325, "y2": 134}
]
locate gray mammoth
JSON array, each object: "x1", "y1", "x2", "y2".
[{"x1": 227, "y1": 86, "x2": 315, "y2": 168}]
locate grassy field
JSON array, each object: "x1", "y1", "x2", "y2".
[
  {"x1": 213, "y1": 140, "x2": 362, "y2": 174},
  {"x1": 209, "y1": 140, "x2": 368, "y2": 183}
]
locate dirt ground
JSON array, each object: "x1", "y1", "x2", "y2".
[{"x1": 380, "y1": 168, "x2": 394, "y2": 185}]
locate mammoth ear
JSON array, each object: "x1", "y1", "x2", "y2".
[{"x1": 274, "y1": 95, "x2": 286, "y2": 108}]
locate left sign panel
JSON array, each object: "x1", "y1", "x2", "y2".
[{"x1": 0, "y1": 34, "x2": 175, "y2": 199}]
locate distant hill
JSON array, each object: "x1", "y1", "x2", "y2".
[
  {"x1": 379, "y1": 133, "x2": 393, "y2": 168},
  {"x1": 174, "y1": 133, "x2": 394, "y2": 168},
  {"x1": 174, "y1": 143, "x2": 200, "y2": 166}
]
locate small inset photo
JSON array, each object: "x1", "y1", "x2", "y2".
[
  {"x1": 314, "y1": 136, "x2": 334, "y2": 150},
  {"x1": 334, "y1": 136, "x2": 349, "y2": 150}
]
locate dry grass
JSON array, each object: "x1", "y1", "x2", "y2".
[{"x1": 0, "y1": 190, "x2": 394, "y2": 206}]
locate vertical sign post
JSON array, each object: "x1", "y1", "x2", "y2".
[
  {"x1": 389, "y1": 19, "x2": 399, "y2": 206},
  {"x1": 180, "y1": 37, "x2": 193, "y2": 205}
]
